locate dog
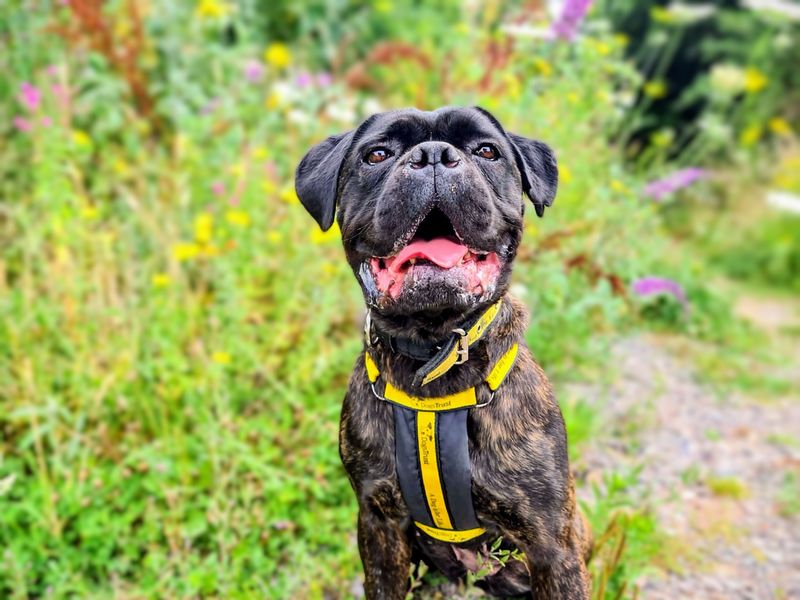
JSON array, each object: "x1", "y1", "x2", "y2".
[{"x1": 295, "y1": 106, "x2": 592, "y2": 599}]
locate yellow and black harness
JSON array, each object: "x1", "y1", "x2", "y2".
[{"x1": 364, "y1": 301, "x2": 518, "y2": 543}]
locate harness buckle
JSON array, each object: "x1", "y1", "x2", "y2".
[{"x1": 452, "y1": 328, "x2": 469, "y2": 365}]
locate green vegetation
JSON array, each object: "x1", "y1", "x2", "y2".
[{"x1": 1, "y1": 1, "x2": 797, "y2": 598}]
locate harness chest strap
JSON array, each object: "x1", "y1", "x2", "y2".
[{"x1": 364, "y1": 343, "x2": 519, "y2": 543}]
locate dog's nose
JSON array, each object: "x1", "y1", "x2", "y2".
[{"x1": 409, "y1": 141, "x2": 461, "y2": 170}]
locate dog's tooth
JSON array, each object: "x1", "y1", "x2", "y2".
[{"x1": 409, "y1": 258, "x2": 416, "y2": 265}]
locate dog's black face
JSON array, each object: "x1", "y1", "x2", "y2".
[{"x1": 295, "y1": 107, "x2": 558, "y2": 319}]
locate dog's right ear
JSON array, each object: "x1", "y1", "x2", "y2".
[{"x1": 295, "y1": 130, "x2": 355, "y2": 231}]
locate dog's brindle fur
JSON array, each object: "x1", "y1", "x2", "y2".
[{"x1": 295, "y1": 107, "x2": 592, "y2": 599}]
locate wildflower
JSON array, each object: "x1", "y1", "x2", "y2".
[
  {"x1": 18, "y1": 82, "x2": 42, "y2": 112},
  {"x1": 253, "y1": 146, "x2": 269, "y2": 160},
  {"x1": 229, "y1": 163, "x2": 245, "y2": 177},
  {"x1": 643, "y1": 167, "x2": 706, "y2": 201},
  {"x1": 172, "y1": 242, "x2": 201, "y2": 261},
  {"x1": 279, "y1": 186, "x2": 299, "y2": 204},
  {"x1": 295, "y1": 71, "x2": 314, "y2": 88},
  {"x1": 225, "y1": 210, "x2": 251, "y2": 227},
  {"x1": 643, "y1": 80, "x2": 668, "y2": 99},
  {"x1": 71, "y1": 129, "x2": 92, "y2": 147},
  {"x1": 40, "y1": 116, "x2": 52, "y2": 127},
  {"x1": 560, "y1": 164, "x2": 573, "y2": 185},
  {"x1": 243, "y1": 59, "x2": 265, "y2": 83},
  {"x1": 533, "y1": 58, "x2": 553, "y2": 77},
  {"x1": 311, "y1": 222, "x2": 340, "y2": 244},
  {"x1": 262, "y1": 179, "x2": 277, "y2": 195},
  {"x1": 613, "y1": 33, "x2": 630, "y2": 47},
  {"x1": 739, "y1": 125, "x2": 762, "y2": 146},
  {"x1": 709, "y1": 64, "x2": 745, "y2": 94},
  {"x1": 316, "y1": 72, "x2": 333, "y2": 87},
  {"x1": 551, "y1": 0, "x2": 594, "y2": 41},
  {"x1": 211, "y1": 351, "x2": 231, "y2": 365},
  {"x1": 81, "y1": 206, "x2": 99, "y2": 220},
  {"x1": 610, "y1": 179, "x2": 628, "y2": 194},
  {"x1": 287, "y1": 109, "x2": 312, "y2": 126},
  {"x1": 768, "y1": 117, "x2": 792, "y2": 136},
  {"x1": 650, "y1": 6, "x2": 674, "y2": 23},
  {"x1": 211, "y1": 181, "x2": 225, "y2": 196},
  {"x1": 632, "y1": 276, "x2": 688, "y2": 308},
  {"x1": 267, "y1": 231, "x2": 282, "y2": 243},
  {"x1": 152, "y1": 273, "x2": 171, "y2": 288},
  {"x1": 743, "y1": 68, "x2": 768, "y2": 93},
  {"x1": 650, "y1": 129, "x2": 674, "y2": 148},
  {"x1": 264, "y1": 43, "x2": 291, "y2": 69},
  {"x1": 195, "y1": 0, "x2": 230, "y2": 19},
  {"x1": 12, "y1": 116, "x2": 33, "y2": 132},
  {"x1": 194, "y1": 213, "x2": 214, "y2": 243}
]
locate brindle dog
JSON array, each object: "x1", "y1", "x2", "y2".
[{"x1": 295, "y1": 106, "x2": 592, "y2": 599}]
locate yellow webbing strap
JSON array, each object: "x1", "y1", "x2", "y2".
[
  {"x1": 414, "y1": 521, "x2": 486, "y2": 543},
  {"x1": 420, "y1": 301, "x2": 502, "y2": 386},
  {"x1": 486, "y1": 343, "x2": 518, "y2": 391},
  {"x1": 386, "y1": 383, "x2": 477, "y2": 411},
  {"x1": 416, "y1": 411, "x2": 452, "y2": 529},
  {"x1": 363, "y1": 343, "x2": 519, "y2": 411}
]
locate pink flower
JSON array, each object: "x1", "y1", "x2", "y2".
[
  {"x1": 632, "y1": 276, "x2": 688, "y2": 307},
  {"x1": 18, "y1": 82, "x2": 42, "y2": 112},
  {"x1": 295, "y1": 71, "x2": 313, "y2": 88},
  {"x1": 244, "y1": 59, "x2": 265, "y2": 83},
  {"x1": 551, "y1": 0, "x2": 594, "y2": 41},
  {"x1": 211, "y1": 181, "x2": 225, "y2": 196},
  {"x1": 13, "y1": 116, "x2": 33, "y2": 132},
  {"x1": 316, "y1": 72, "x2": 333, "y2": 87},
  {"x1": 46, "y1": 65, "x2": 59, "y2": 77},
  {"x1": 644, "y1": 167, "x2": 706, "y2": 201},
  {"x1": 40, "y1": 116, "x2": 52, "y2": 127}
]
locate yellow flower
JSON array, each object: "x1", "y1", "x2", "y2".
[
  {"x1": 740, "y1": 125, "x2": 762, "y2": 147},
  {"x1": 503, "y1": 73, "x2": 522, "y2": 100},
  {"x1": 280, "y1": 186, "x2": 300, "y2": 205},
  {"x1": 643, "y1": 80, "x2": 668, "y2": 99},
  {"x1": 253, "y1": 146, "x2": 269, "y2": 160},
  {"x1": 560, "y1": 164, "x2": 573, "y2": 184},
  {"x1": 533, "y1": 58, "x2": 553, "y2": 77},
  {"x1": 311, "y1": 222, "x2": 340, "y2": 244},
  {"x1": 81, "y1": 206, "x2": 99, "y2": 220},
  {"x1": 265, "y1": 91, "x2": 283, "y2": 110},
  {"x1": 172, "y1": 242, "x2": 201, "y2": 262},
  {"x1": 194, "y1": 213, "x2": 214, "y2": 243},
  {"x1": 610, "y1": 179, "x2": 628, "y2": 194},
  {"x1": 200, "y1": 244, "x2": 220, "y2": 258},
  {"x1": 225, "y1": 210, "x2": 251, "y2": 227},
  {"x1": 650, "y1": 6, "x2": 674, "y2": 23},
  {"x1": 264, "y1": 43, "x2": 291, "y2": 69},
  {"x1": 229, "y1": 163, "x2": 245, "y2": 177},
  {"x1": 613, "y1": 33, "x2": 630, "y2": 47},
  {"x1": 589, "y1": 39, "x2": 611, "y2": 56},
  {"x1": 768, "y1": 117, "x2": 792, "y2": 136},
  {"x1": 211, "y1": 351, "x2": 231, "y2": 365},
  {"x1": 262, "y1": 179, "x2": 277, "y2": 195},
  {"x1": 113, "y1": 158, "x2": 130, "y2": 176},
  {"x1": 195, "y1": 0, "x2": 229, "y2": 19},
  {"x1": 566, "y1": 92, "x2": 580, "y2": 105},
  {"x1": 71, "y1": 130, "x2": 92, "y2": 147},
  {"x1": 743, "y1": 68, "x2": 768, "y2": 93},
  {"x1": 455, "y1": 21, "x2": 470, "y2": 34},
  {"x1": 651, "y1": 129, "x2": 674, "y2": 148},
  {"x1": 267, "y1": 231, "x2": 282, "y2": 243},
  {"x1": 151, "y1": 273, "x2": 171, "y2": 288}
]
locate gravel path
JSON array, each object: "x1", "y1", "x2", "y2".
[{"x1": 575, "y1": 334, "x2": 800, "y2": 600}]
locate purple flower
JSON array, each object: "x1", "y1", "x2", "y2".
[
  {"x1": 295, "y1": 71, "x2": 313, "y2": 88},
  {"x1": 643, "y1": 167, "x2": 706, "y2": 201},
  {"x1": 18, "y1": 82, "x2": 42, "y2": 112},
  {"x1": 632, "y1": 276, "x2": 688, "y2": 307},
  {"x1": 244, "y1": 59, "x2": 265, "y2": 83},
  {"x1": 12, "y1": 116, "x2": 33, "y2": 132},
  {"x1": 551, "y1": 0, "x2": 594, "y2": 41},
  {"x1": 316, "y1": 72, "x2": 333, "y2": 87}
]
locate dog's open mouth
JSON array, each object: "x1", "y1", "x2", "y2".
[{"x1": 369, "y1": 208, "x2": 501, "y2": 299}]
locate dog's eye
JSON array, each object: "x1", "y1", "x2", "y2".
[
  {"x1": 474, "y1": 144, "x2": 499, "y2": 160},
  {"x1": 365, "y1": 148, "x2": 392, "y2": 165}
]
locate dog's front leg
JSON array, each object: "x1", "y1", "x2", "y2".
[
  {"x1": 523, "y1": 536, "x2": 590, "y2": 600},
  {"x1": 357, "y1": 505, "x2": 412, "y2": 600}
]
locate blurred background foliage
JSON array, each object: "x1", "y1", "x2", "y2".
[{"x1": 0, "y1": 0, "x2": 798, "y2": 598}]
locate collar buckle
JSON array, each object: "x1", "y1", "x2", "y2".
[
  {"x1": 364, "y1": 310, "x2": 376, "y2": 348},
  {"x1": 452, "y1": 328, "x2": 469, "y2": 365}
]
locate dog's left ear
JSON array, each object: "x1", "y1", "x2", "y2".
[
  {"x1": 295, "y1": 130, "x2": 354, "y2": 231},
  {"x1": 506, "y1": 133, "x2": 558, "y2": 218}
]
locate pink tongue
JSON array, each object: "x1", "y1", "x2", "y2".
[{"x1": 390, "y1": 237, "x2": 468, "y2": 274}]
